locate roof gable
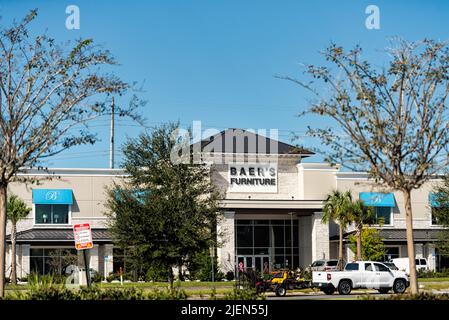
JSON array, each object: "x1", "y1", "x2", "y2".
[{"x1": 192, "y1": 128, "x2": 314, "y2": 156}]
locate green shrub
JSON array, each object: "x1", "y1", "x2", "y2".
[
  {"x1": 4, "y1": 283, "x2": 186, "y2": 300},
  {"x1": 188, "y1": 249, "x2": 224, "y2": 281},
  {"x1": 106, "y1": 272, "x2": 134, "y2": 282},
  {"x1": 418, "y1": 269, "x2": 449, "y2": 278},
  {"x1": 79, "y1": 286, "x2": 147, "y2": 300},
  {"x1": 147, "y1": 287, "x2": 188, "y2": 300},
  {"x1": 92, "y1": 272, "x2": 104, "y2": 283},
  {"x1": 222, "y1": 288, "x2": 265, "y2": 300},
  {"x1": 362, "y1": 293, "x2": 449, "y2": 300},
  {"x1": 145, "y1": 264, "x2": 170, "y2": 282},
  {"x1": 225, "y1": 271, "x2": 235, "y2": 281}
]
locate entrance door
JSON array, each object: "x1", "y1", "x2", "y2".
[
  {"x1": 237, "y1": 256, "x2": 254, "y2": 272},
  {"x1": 238, "y1": 255, "x2": 270, "y2": 274},
  {"x1": 254, "y1": 256, "x2": 271, "y2": 275}
]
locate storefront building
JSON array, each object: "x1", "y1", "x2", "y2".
[{"x1": 5, "y1": 129, "x2": 449, "y2": 279}]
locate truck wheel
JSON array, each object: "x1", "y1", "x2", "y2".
[
  {"x1": 275, "y1": 285, "x2": 287, "y2": 297},
  {"x1": 378, "y1": 288, "x2": 390, "y2": 294},
  {"x1": 393, "y1": 279, "x2": 406, "y2": 294},
  {"x1": 323, "y1": 288, "x2": 335, "y2": 295},
  {"x1": 338, "y1": 280, "x2": 352, "y2": 295}
]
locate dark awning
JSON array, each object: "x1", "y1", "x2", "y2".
[
  {"x1": 330, "y1": 228, "x2": 442, "y2": 242},
  {"x1": 6, "y1": 228, "x2": 113, "y2": 244}
]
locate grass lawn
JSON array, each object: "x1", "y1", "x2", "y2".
[
  {"x1": 96, "y1": 281, "x2": 235, "y2": 289},
  {"x1": 5, "y1": 280, "x2": 236, "y2": 293},
  {"x1": 418, "y1": 277, "x2": 449, "y2": 282}
]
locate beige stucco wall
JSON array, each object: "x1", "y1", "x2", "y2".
[
  {"x1": 6, "y1": 170, "x2": 124, "y2": 233},
  {"x1": 210, "y1": 156, "x2": 301, "y2": 200},
  {"x1": 336, "y1": 174, "x2": 441, "y2": 228}
]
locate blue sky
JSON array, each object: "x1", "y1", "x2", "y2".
[{"x1": 1, "y1": 0, "x2": 449, "y2": 168}]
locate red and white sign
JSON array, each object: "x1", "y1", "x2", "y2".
[{"x1": 73, "y1": 223, "x2": 93, "y2": 250}]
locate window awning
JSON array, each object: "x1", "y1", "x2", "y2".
[
  {"x1": 359, "y1": 192, "x2": 395, "y2": 207},
  {"x1": 32, "y1": 189, "x2": 73, "y2": 205}
]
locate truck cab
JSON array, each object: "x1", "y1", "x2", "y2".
[{"x1": 312, "y1": 261, "x2": 409, "y2": 295}]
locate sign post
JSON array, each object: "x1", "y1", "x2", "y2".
[{"x1": 73, "y1": 223, "x2": 93, "y2": 287}]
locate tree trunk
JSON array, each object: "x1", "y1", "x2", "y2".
[
  {"x1": 0, "y1": 184, "x2": 7, "y2": 298},
  {"x1": 168, "y1": 266, "x2": 174, "y2": 291},
  {"x1": 339, "y1": 224, "x2": 344, "y2": 270},
  {"x1": 403, "y1": 189, "x2": 418, "y2": 294},
  {"x1": 356, "y1": 224, "x2": 362, "y2": 261},
  {"x1": 11, "y1": 223, "x2": 17, "y2": 284}
]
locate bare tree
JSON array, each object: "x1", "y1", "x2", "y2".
[
  {"x1": 281, "y1": 39, "x2": 449, "y2": 294},
  {"x1": 0, "y1": 10, "x2": 143, "y2": 296}
]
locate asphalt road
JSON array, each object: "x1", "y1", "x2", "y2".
[{"x1": 266, "y1": 292, "x2": 392, "y2": 300}]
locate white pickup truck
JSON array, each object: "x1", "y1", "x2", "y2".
[{"x1": 312, "y1": 261, "x2": 409, "y2": 295}]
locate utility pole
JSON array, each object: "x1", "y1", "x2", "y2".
[{"x1": 109, "y1": 97, "x2": 115, "y2": 169}]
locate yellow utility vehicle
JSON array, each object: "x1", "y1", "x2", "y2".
[{"x1": 255, "y1": 269, "x2": 310, "y2": 297}]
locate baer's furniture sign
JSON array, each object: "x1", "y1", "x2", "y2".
[{"x1": 228, "y1": 163, "x2": 278, "y2": 193}]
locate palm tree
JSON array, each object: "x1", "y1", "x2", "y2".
[
  {"x1": 7, "y1": 195, "x2": 31, "y2": 284},
  {"x1": 322, "y1": 190, "x2": 353, "y2": 270},
  {"x1": 347, "y1": 199, "x2": 374, "y2": 261}
]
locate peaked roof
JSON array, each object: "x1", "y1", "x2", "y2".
[
  {"x1": 192, "y1": 128, "x2": 314, "y2": 156},
  {"x1": 330, "y1": 229, "x2": 442, "y2": 242},
  {"x1": 6, "y1": 228, "x2": 112, "y2": 243}
]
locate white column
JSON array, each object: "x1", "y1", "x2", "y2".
[
  {"x1": 89, "y1": 244, "x2": 99, "y2": 272},
  {"x1": 311, "y1": 212, "x2": 329, "y2": 261},
  {"x1": 415, "y1": 243, "x2": 424, "y2": 258},
  {"x1": 6, "y1": 244, "x2": 11, "y2": 279},
  {"x1": 21, "y1": 245, "x2": 30, "y2": 276},
  {"x1": 298, "y1": 216, "x2": 312, "y2": 268},
  {"x1": 426, "y1": 244, "x2": 436, "y2": 271},
  {"x1": 217, "y1": 211, "x2": 235, "y2": 274},
  {"x1": 103, "y1": 244, "x2": 114, "y2": 278},
  {"x1": 345, "y1": 244, "x2": 355, "y2": 262}
]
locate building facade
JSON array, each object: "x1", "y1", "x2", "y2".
[{"x1": 4, "y1": 129, "x2": 448, "y2": 279}]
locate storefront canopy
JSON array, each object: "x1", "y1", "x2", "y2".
[
  {"x1": 359, "y1": 192, "x2": 395, "y2": 207},
  {"x1": 32, "y1": 189, "x2": 73, "y2": 205}
]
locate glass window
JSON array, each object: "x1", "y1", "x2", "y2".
[
  {"x1": 236, "y1": 225, "x2": 253, "y2": 247},
  {"x1": 345, "y1": 263, "x2": 359, "y2": 271},
  {"x1": 431, "y1": 207, "x2": 445, "y2": 225},
  {"x1": 420, "y1": 259, "x2": 427, "y2": 266},
  {"x1": 272, "y1": 226, "x2": 284, "y2": 248},
  {"x1": 53, "y1": 205, "x2": 69, "y2": 224},
  {"x1": 365, "y1": 263, "x2": 373, "y2": 271},
  {"x1": 236, "y1": 248, "x2": 253, "y2": 255},
  {"x1": 375, "y1": 207, "x2": 391, "y2": 225},
  {"x1": 312, "y1": 260, "x2": 325, "y2": 267},
  {"x1": 30, "y1": 248, "x2": 44, "y2": 256},
  {"x1": 254, "y1": 248, "x2": 269, "y2": 255},
  {"x1": 30, "y1": 248, "x2": 78, "y2": 275},
  {"x1": 254, "y1": 226, "x2": 269, "y2": 247},
  {"x1": 35, "y1": 204, "x2": 69, "y2": 224},
  {"x1": 236, "y1": 220, "x2": 252, "y2": 225},
  {"x1": 384, "y1": 247, "x2": 400, "y2": 261},
  {"x1": 326, "y1": 260, "x2": 339, "y2": 267},
  {"x1": 374, "y1": 263, "x2": 390, "y2": 272},
  {"x1": 35, "y1": 204, "x2": 52, "y2": 224}
]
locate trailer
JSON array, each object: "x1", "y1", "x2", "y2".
[{"x1": 255, "y1": 269, "x2": 311, "y2": 297}]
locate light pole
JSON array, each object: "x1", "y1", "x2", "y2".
[
  {"x1": 210, "y1": 245, "x2": 215, "y2": 285},
  {"x1": 288, "y1": 212, "x2": 296, "y2": 270}
]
